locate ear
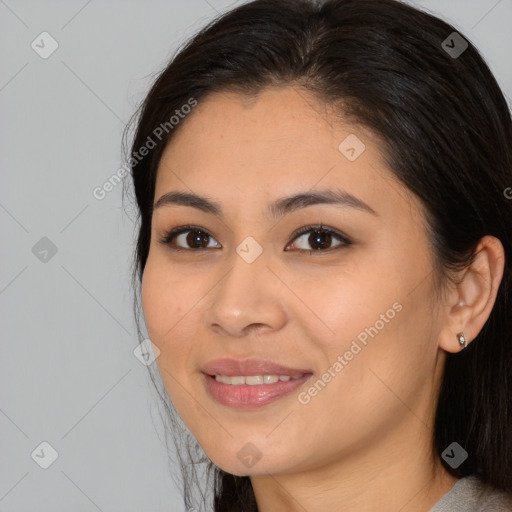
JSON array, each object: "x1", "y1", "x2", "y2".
[{"x1": 438, "y1": 235, "x2": 505, "y2": 353}]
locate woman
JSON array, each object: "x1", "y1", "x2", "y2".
[{"x1": 123, "y1": 0, "x2": 512, "y2": 510}]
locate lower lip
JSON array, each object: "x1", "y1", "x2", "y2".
[{"x1": 203, "y1": 373, "x2": 313, "y2": 409}]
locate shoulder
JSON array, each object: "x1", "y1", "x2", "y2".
[{"x1": 431, "y1": 476, "x2": 512, "y2": 511}]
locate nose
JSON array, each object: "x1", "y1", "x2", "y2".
[{"x1": 203, "y1": 248, "x2": 287, "y2": 338}]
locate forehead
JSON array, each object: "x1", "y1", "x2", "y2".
[{"x1": 154, "y1": 86, "x2": 418, "y2": 220}]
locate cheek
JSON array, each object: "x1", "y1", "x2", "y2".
[
  {"x1": 319, "y1": 285, "x2": 437, "y2": 432},
  {"x1": 141, "y1": 263, "x2": 165, "y2": 341},
  {"x1": 141, "y1": 257, "x2": 185, "y2": 340},
  {"x1": 296, "y1": 255, "x2": 433, "y2": 404},
  {"x1": 140, "y1": 257, "x2": 199, "y2": 380},
  {"x1": 294, "y1": 259, "x2": 401, "y2": 355}
]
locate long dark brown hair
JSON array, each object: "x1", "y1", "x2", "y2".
[{"x1": 122, "y1": 1, "x2": 512, "y2": 510}]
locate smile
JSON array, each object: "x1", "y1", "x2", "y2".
[
  {"x1": 213, "y1": 374, "x2": 305, "y2": 385},
  {"x1": 203, "y1": 372, "x2": 313, "y2": 408}
]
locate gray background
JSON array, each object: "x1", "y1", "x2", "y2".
[{"x1": 1, "y1": 0, "x2": 511, "y2": 510}]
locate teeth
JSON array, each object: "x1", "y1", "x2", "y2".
[
  {"x1": 246, "y1": 375, "x2": 264, "y2": 385},
  {"x1": 214, "y1": 374, "x2": 304, "y2": 385}
]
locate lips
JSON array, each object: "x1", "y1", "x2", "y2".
[
  {"x1": 204, "y1": 373, "x2": 312, "y2": 408},
  {"x1": 202, "y1": 358, "x2": 312, "y2": 377}
]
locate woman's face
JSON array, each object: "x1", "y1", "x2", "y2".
[{"x1": 141, "y1": 86, "x2": 447, "y2": 477}]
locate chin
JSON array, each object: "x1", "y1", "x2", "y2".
[{"x1": 203, "y1": 444, "x2": 295, "y2": 478}]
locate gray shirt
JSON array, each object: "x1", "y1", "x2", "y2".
[{"x1": 430, "y1": 476, "x2": 512, "y2": 511}]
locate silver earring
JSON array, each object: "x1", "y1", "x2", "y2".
[{"x1": 457, "y1": 332, "x2": 467, "y2": 347}]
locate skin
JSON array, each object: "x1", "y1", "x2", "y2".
[{"x1": 141, "y1": 86, "x2": 505, "y2": 511}]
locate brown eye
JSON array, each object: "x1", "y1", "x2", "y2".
[
  {"x1": 159, "y1": 226, "x2": 221, "y2": 251},
  {"x1": 287, "y1": 225, "x2": 351, "y2": 253},
  {"x1": 183, "y1": 230, "x2": 211, "y2": 249}
]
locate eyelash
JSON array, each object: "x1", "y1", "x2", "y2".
[{"x1": 157, "y1": 224, "x2": 352, "y2": 255}]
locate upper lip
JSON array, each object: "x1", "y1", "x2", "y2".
[{"x1": 202, "y1": 358, "x2": 312, "y2": 377}]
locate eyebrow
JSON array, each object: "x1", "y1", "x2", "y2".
[{"x1": 153, "y1": 188, "x2": 377, "y2": 218}]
